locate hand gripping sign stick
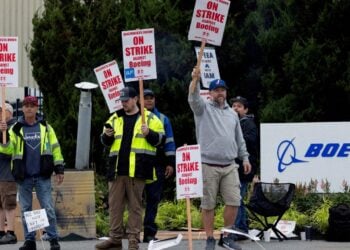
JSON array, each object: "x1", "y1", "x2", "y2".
[{"x1": 189, "y1": 39, "x2": 206, "y2": 93}]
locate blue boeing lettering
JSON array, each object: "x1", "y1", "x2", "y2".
[
  {"x1": 275, "y1": 139, "x2": 350, "y2": 173},
  {"x1": 305, "y1": 143, "x2": 350, "y2": 158}
]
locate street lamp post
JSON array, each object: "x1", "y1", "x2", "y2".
[{"x1": 74, "y1": 81, "x2": 98, "y2": 170}]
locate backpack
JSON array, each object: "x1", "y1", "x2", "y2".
[{"x1": 326, "y1": 203, "x2": 350, "y2": 241}]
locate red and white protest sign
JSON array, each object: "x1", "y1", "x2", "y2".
[
  {"x1": 122, "y1": 28, "x2": 157, "y2": 82},
  {"x1": 0, "y1": 36, "x2": 18, "y2": 87},
  {"x1": 188, "y1": 0, "x2": 231, "y2": 46},
  {"x1": 176, "y1": 144, "x2": 203, "y2": 199},
  {"x1": 94, "y1": 60, "x2": 124, "y2": 113}
]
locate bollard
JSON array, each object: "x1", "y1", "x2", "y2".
[{"x1": 305, "y1": 226, "x2": 312, "y2": 241}]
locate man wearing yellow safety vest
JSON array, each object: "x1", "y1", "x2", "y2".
[
  {"x1": 95, "y1": 86, "x2": 165, "y2": 250},
  {"x1": 0, "y1": 96, "x2": 64, "y2": 250}
]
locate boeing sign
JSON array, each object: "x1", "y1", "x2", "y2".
[{"x1": 261, "y1": 122, "x2": 350, "y2": 192}]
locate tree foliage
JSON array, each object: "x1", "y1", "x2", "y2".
[{"x1": 29, "y1": 0, "x2": 350, "y2": 174}]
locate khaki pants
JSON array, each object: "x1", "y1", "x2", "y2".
[{"x1": 108, "y1": 176, "x2": 145, "y2": 241}]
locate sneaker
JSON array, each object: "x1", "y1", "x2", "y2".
[
  {"x1": 19, "y1": 240, "x2": 37, "y2": 250},
  {"x1": 41, "y1": 231, "x2": 50, "y2": 241},
  {"x1": 0, "y1": 232, "x2": 17, "y2": 244},
  {"x1": 95, "y1": 240, "x2": 122, "y2": 250},
  {"x1": 143, "y1": 235, "x2": 158, "y2": 243},
  {"x1": 49, "y1": 239, "x2": 60, "y2": 250},
  {"x1": 128, "y1": 238, "x2": 139, "y2": 250},
  {"x1": 221, "y1": 234, "x2": 242, "y2": 250},
  {"x1": 205, "y1": 236, "x2": 216, "y2": 250}
]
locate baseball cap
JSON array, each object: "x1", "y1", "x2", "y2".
[
  {"x1": 0, "y1": 103, "x2": 14, "y2": 114},
  {"x1": 209, "y1": 79, "x2": 228, "y2": 91},
  {"x1": 230, "y1": 96, "x2": 249, "y2": 108},
  {"x1": 23, "y1": 96, "x2": 39, "y2": 106},
  {"x1": 143, "y1": 89, "x2": 155, "y2": 97},
  {"x1": 119, "y1": 87, "x2": 138, "y2": 101}
]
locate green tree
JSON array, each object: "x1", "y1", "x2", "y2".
[
  {"x1": 29, "y1": 0, "x2": 350, "y2": 178},
  {"x1": 29, "y1": 0, "x2": 196, "y2": 173}
]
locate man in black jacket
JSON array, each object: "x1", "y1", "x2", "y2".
[{"x1": 231, "y1": 96, "x2": 258, "y2": 235}]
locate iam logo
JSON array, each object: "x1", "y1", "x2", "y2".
[{"x1": 277, "y1": 138, "x2": 307, "y2": 173}]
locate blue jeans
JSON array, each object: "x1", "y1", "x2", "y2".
[
  {"x1": 235, "y1": 181, "x2": 249, "y2": 232},
  {"x1": 18, "y1": 177, "x2": 59, "y2": 241},
  {"x1": 143, "y1": 168, "x2": 164, "y2": 237}
]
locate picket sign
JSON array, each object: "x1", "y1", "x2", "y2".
[
  {"x1": 188, "y1": 0, "x2": 230, "y2": 92},
  {"x1": 121, "y1": 28, "x2": 157, "y2": 124},
  {"x1": 176, "y1": 144, "x2": 203, "y2": 250},
  {"x1": 24, "y1": 209, "x2": 49, "y2": 233},
  {"x1": 0, "y1": 36, "x2": 19, "y2": 143},
  {"x1": 94, "y1": 60, "x2": 125, "y2": 113}
]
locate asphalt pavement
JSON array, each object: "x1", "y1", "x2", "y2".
[{"x1": 2, "y1": 238, "x2": 350, "y2": 250}]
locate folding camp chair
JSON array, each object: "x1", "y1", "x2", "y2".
[{"x1": 246, "y1": 182, "x2": 296, "y2": 241}]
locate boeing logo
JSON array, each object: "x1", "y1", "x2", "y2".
[
  {"x1": 277, "y1": 138, "x2": 307, "y2": 172},
  {"x1": 277, "y1": 138, "x2": 350, "y2": 172}
]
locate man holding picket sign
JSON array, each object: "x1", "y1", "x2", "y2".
[
  {"x1": 188, "y1": 1, "x2": 251, "y2": 250},
  {"x1": 95, "y1": 28, "x2": 163, "y2": 250}
]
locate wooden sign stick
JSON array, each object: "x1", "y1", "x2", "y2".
[
  {"x1": 138, "y1": 78, "x2": 145, "y2": 124},
  {"x1": 1, "y1": 84, "x2": 6, "y2": 143},
  {"x1": 190, "y1": 39, "x2": 206, "y2": 93},
  {"x1": 186, "y1": 197, "x2": 193, "y2": 250}
]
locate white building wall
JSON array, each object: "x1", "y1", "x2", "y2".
[{"x1": 0, "y1": 0, "x2": 44, "y2": 101}]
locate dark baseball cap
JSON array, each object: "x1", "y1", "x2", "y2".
[
  {"x1": 143, "y1": 89, "x2": 155, "y2": 97},
  {"x1": 230, "y1": 96, "x2": 249, "y2": 108},
  {"x1": 119, "y1": 87, "x2": 137, "y2": 101},
  {"x1": 209, "y1": 79, "x2": 228, "y2": 91},
  {"x1": 23, "y1": 96, "x2": 39, "y2": 106}
]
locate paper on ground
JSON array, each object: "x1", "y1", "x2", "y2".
[
  {"x1": 148, "y1": 234, "x2": 183, "y2": 250},
  {"x1": 270, "y1": 220, "x2": 297, "y2": 238}
]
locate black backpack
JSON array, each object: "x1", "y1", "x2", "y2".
[{"x1": 326, "y1": 203, "x2": 350, "y2": 241}]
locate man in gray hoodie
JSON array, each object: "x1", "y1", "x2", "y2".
[{"x1": 188, "y1": 69, "x2": 251, "y2": 250}]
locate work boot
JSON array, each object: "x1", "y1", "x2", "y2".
[
  {"x1": 0, "y1": 232, "x2": 17, "y2": 244},
  {"x1": 128, "y1": 238, "x2": 139, "y2": 250},
  {"x1": 95, "y1": 239, "x2": 122, "y2": 250},
  {"x1": 19, "y1": 240, "x2": 36, "y2": 250},
  {"x1": 49, "y1": 239, "x2": 60, "y2": 250}
]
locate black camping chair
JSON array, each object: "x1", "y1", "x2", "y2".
[{"x1": 246, "y1": 182, "x2": 296, "y2": 241}]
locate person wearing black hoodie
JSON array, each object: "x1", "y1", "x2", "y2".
[{"x1": 231, "y1": 96, "x2": 259, "y2": 236}]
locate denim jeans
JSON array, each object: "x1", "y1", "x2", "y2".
[
  {"x1": 143, "y1": 167, "x2": 165, "y2": 237},
  {"x1": 235, "y1": 181, "x2": 249, "y2": 232},
  {"x1": 18, "y1": 176, "x2": 59, "y2": 241}
]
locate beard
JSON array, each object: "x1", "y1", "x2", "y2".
[{"x1": 213, "y1": 95, "x2": 226, "y2": 104}]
